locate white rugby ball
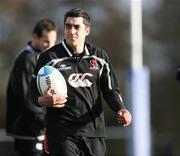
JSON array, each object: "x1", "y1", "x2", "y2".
[{"x1": 36, "y1": 65, "x2": 67, "y2": 96}]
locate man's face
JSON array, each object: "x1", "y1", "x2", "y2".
[
  {"x1": 33, "y1": 30, "x2": 57, "y2": 52},
  {"x1": 64, "y1": 17, "x2": 90, "y2": 49}
]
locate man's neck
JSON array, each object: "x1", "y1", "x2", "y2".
[
  {"x1": 72, "y1": 45, "x2": 84, "y2": 54},
  {"x1": 30, "y1": 41, "x2": 41, "y2": 52},
  {"x1": 65, "y1": 40, "x2": 85, "y2": 54}
]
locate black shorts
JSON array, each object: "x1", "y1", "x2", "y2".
[{"x1": 47, "y1": 135, "x2": 107, "y2": 156}]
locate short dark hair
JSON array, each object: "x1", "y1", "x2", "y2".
[
  {"x1": 64, "y1": 8, "x2": 91, "y2": 27},
  {"x1": 33, "y1": 18, "x2": 58, "y2": 38}
]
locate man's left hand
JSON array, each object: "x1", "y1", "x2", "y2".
[{"x1": 117, "y1": 108, "x2": 132, "y2": 127}]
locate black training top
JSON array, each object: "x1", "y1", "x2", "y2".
[
  {"x1": 6, "y1": 42, "x2": 46, "y2": 140},
  {"x1": 31, "y1": 40, "x2": 125, "y2": 138}
]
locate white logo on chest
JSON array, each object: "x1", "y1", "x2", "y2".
[{"x1": 68, "y1": 73, "x2": 93, "y2": 88}]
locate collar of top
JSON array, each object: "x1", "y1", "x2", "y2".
[{"x1": 62, "y1": 40, "x2": 90, "y2": 57}]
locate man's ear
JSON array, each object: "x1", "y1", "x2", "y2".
[
  {"x1": 32, "y1": 33, "x2": 38, "y2": 39},
  {"x1": 85, "y1": 27, "x2": 90, "y2": 36}
]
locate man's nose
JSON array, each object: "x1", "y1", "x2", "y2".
[{"x1": 69, "y1": 27, "x2": 76, "y2": 33}]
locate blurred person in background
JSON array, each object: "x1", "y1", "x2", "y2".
[
  {"x1": 30, "y1": 8, "x2": 132, "y2": 156},
  {"x1": 6, "y1": 18, "x2": 58, "y2": 156}
]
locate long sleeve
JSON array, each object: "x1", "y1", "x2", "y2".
[{"x1": 100, "y1": 52, "x2": 126, "y2": 113}]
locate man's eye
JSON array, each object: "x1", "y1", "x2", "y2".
[
  {"x1": 74, "y1": 25, "x2": 80, "y2": 30},
  {"x1": 65, "y1": 24, "x2": 71, "y2": 29},
  {"x1": 65, "y1": 24, "x2": 80, "y2": 30}
]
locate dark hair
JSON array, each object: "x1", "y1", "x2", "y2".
[
  {"x1": 64, "y1": 8, "x2": 91, "y2": 27},
  {"x1": 33, "y1": 18, "x2": 58, "y2": 38}
]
